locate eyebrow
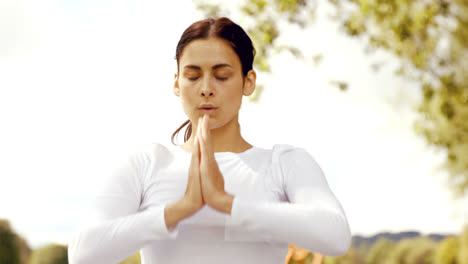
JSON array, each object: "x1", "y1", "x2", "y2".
[{"x1": 183, "y1": 64, "x2": 232, "y2": 70}]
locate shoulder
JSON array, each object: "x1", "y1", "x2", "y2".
[
  {"x1": 113, "y1": 142, "x2": 173, "y2": 187},
  {"x1": 128, "y1": 141, "x2": 174, "y2": 168},
  {"x1": 271, "y1": 144, "x2": 321, "y2": 174},
  {"x1": 272, "y1": 143, "x2": 312, "y2": 162},
  {"x1": 108, "y1": 142, "x2": 173, "y2": 178}
]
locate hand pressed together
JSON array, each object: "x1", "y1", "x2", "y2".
[
  {"x1": 196, "y1": 114, "x2": 227, "y2": 206},
  {"x1": 184, "y1": 113, "x2": 232, "y2": 213}
]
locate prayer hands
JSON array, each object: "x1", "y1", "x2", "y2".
[
  {"x1": 184, "y1": 128, "x2": 205, "y2": 211},
  {"x1": 196, "y1": 114, "x2": 227, "y2": 209}
]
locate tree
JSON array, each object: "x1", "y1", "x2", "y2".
[
  {"x1": 323, "y1": 247, "x2": 364, "y2": 264},
  {"x1": 458, "y1": 224, "x2": 468, "y2": 264},
  {"x1": 365, "y1": 238, "x2": 396, "y2": 264},
  {"x1": 387, "y1": 238, "x2": 417, "y2": 264},
  {"x1": 381, "y1": 237, "x2": 437, "y2": 264},
  {"x1": 193, "y1": 0, "x2": 468, "y2": 199},
  {"x1": 403, "y1": 237, "x2": 437, "y2": 264},
  {"x1": 329, "y1": 0, "x2": 468, "y2": 200},
  {"x1": 0, "y1": 219, "x2": 31, "y2": 264},
  {"x1": 0, "y1": 219, "x2": 21, "y2": 264},
  {"x1": 28, "y1": 244, "x2": 68, "y2": 264},
  {"x1": 434, "y1": 235, "x2": 459, "y2": 264}
]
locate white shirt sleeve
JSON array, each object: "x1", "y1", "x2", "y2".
[
  {"x1": 67, "y1": 147, "x2": 179, "y2": 264},
  {"x1": 229, "y1": 144, "x2": 352, "y2": 257}
]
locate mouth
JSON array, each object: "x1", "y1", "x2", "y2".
[{"x1": 199, "y1": 108, "x2": 217, "y2": 113}]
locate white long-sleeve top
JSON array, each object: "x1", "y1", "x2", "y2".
[{"x1": 67, "y1": 142, "x2": 352, "y2": 264}]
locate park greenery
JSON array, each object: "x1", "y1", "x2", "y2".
[
  {"x1": 193, "y1": 0, "x2": 468, "y2": 200},
  {"x1": 2, "y1": 218, "x2": 467, "y2": 264}
]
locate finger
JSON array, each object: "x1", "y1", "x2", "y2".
[
  {"x1": 191, "y1": 122, "x2": 198, "y2": 159},
  {"x1": 203, "y1": 114, "x2": 209, "y2": 141},
  {"x1": 198, "y1": 115, "x2": 203, "y2": 141},
  {"x1": 198, "y1": 132, "x2": 205, "y2": 160},
  {"x1": 202, "y1": 114, "x2": 213, "y2": 158},
  {"x1": 200, "y1": 117, "x2": 207, "y2": 160},
  {"x1": 201, "y1": 115, "x2": 210, "y2": 156},
  {"x1": 195, "y1": 117, "x2": 201, "y2": 147},
  {"x1": 197, "y1": 118, "x2": 204, "y2": 145},
  {"x1": 201, "y1": 114, "x2": 206, "y2": 140},
  {"x1": 193, "y1": 135, "x2": 201, "y2": 177}
]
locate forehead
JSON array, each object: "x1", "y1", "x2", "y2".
[{"x1": 179, "y1": 38, "x2": 241, "y2": 70}]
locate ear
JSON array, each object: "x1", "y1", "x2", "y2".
[
  {"x1": 173, "y1": 73, "x2": 180, "y2": 97},
  {"x1": 242, "y1": 69, "x2": 256, "y2": 96}
]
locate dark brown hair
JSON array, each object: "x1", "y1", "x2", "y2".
[{"x1": 171, "y1": 17, "x2": 256, "y2": 145}]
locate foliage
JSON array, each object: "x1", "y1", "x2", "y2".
[
  {"x1": 0, "y1": 219, "x2": 31, "y2": 264},
  {"x1": 323, "y1": 247, "x2": 364, "y2": 264},
  {"x1": 403, "y1": 237, "x2": 437, "y2": 264},
  {"x1": 433, "y1": 235, "x2": 459, "y2": 264},
  {"x1": 365, "y1": 237, "x2": 395, "y2": 264},
  {"x1": 458, "y1": 224, "x2": 468, "y2": 264},
  {"x1": 383, "y1": 237, "x2": 437, "y2": 264},
  {"x1": 330, "y1": 0, "x2": 468, "y2": 199},
  {"x1": 0, "y1": 219, "x2": 21, "y2": 264},
  {"x1": 119, "y1": 251, "x2": 141, "y2": 264},
  {"x1": 193, "y1": 0, "x2": 468, "y2": 198},
  {"x1": 28, "y1": 244, "x2": 67, "y2": 264}
]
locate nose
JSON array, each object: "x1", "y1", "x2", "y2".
[{"x1": 200, "y1": 78, "x2": 215, "y2": 97}]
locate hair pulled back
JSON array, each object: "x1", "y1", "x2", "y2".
[{"x1": 171, "y1": 17, "x2": 256, "y2": 145}]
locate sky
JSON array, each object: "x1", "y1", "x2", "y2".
[{"x1": 1, "y1": 0, "x2": 467, "y2": 249}]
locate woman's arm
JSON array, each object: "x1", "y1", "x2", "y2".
[
  {"x1": 228, "y1": 144, "x2": 352, "y2": 257},
  {"x1": 165, "y1": 198, "x2": 199, "y2": 229},
  {"x1": 67, "y1": 147, "x2": 195, "y2": 264}
]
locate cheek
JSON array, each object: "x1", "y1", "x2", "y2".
[
  {"x1": 179, "y1": 90, "x2": 192, "y2": 110},
  {"x1": 224, "y1": 86, "x2": 243, "y2": 109},
  {"x1": 180, "y1": 85, "x2": 196, "y2": 101}
]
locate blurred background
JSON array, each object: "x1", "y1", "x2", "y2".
[{"x1": 1, "y1": 0, "x2": 467, "y2": 263}]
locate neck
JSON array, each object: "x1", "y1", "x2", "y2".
[{"x1": 186, "y1": 114, "x2": 251, "y2": 153}]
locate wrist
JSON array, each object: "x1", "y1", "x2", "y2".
[
  {"x1": 180, "y1": 198, "x2": 202, "y2": 214},
  {"x1": 211, "y1": 192, "x2": 234, "y2": 215},
  {"x1": 164, "y1": 199, "x2": 194, "y2": 230}
]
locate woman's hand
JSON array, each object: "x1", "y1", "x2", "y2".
[
  {"x1": 182, "y1": 124, "x2": 205, "y2": 212},
  {"x1": 197, "y1": 114, "x2": 227, "y2": 208}
]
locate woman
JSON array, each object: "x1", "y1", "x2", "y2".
[{"x1": 67, "y1": 17, "x2": 352, "y2": 264}]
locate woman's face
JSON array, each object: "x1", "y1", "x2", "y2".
[{"x1": 174, "y1": 37, "x2": 255, "y2": 130}]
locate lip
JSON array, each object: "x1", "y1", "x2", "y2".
[
  {"x1": 199, "y1": 108, "x2": 217, "y2": 113},
  {"x1": 199, "y1": 104, "x2": 217, "y2": 109}
]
